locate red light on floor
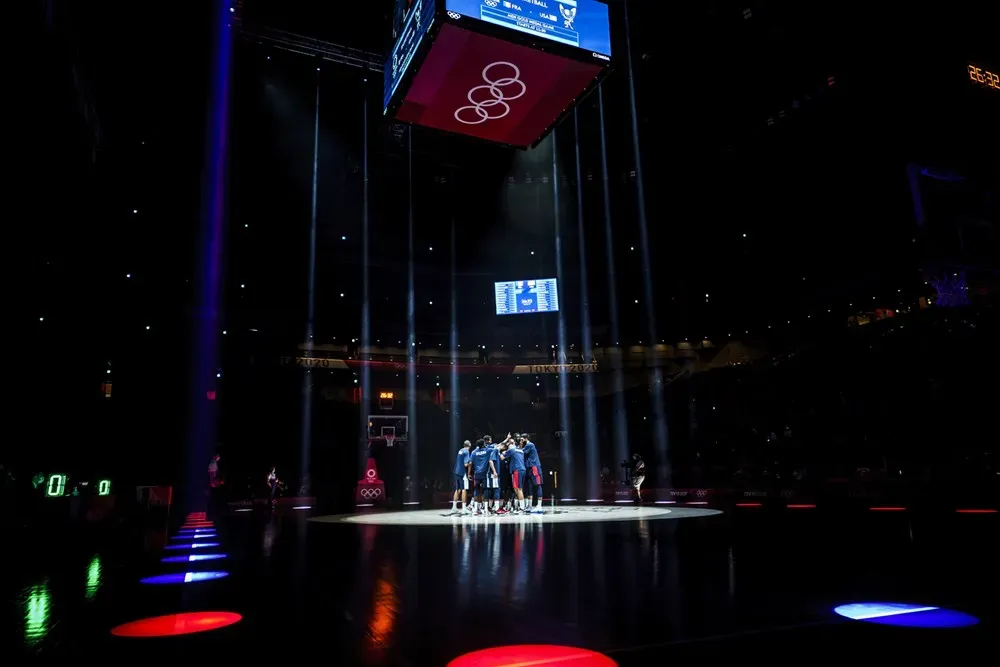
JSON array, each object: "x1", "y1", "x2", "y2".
[
  {"x1": 869, "y1": 507, "x2": 907, "y2": 511},
  {"x1": 448, "y1": 645, "x2": 617, "y2": 667},
  {"x1": 956, "y1": 509, "x2": 998, "y2": 514},
  {"x1": 735, "y1": 503, "x2": 762, "y2": 507},
  {"x1": 111, "y1": 612, "x2": 242, "y2": 638},
  {"x1": 787, "y1": 504, "x2": 817, "y2": 509}
]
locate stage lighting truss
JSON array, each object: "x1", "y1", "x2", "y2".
[{"x1": 233, "y1": 13, "x2": 382, "y2": 73}]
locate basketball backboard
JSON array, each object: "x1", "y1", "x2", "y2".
[{"x1": 368, "y1": 415, "x2": 408, "y2": 443}]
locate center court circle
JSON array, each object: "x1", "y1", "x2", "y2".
[
  {"x1": 448, "y1": 644, "x2": 617, "y2": 667},
  {"x1": 311, "y1": 505, "x2": 721, "y2": 526}
]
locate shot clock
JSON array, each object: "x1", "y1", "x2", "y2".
[{"x1": 967, "y1": 63, "x2": 999, "y2": 90}]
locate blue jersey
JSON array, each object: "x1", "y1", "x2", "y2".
[
  {"x1": 489, "y1": 445, "x2": 502, "y2": 475},
  {"x1": 522, "y1": 441, "x2": 542, "y2": 473},
  {"x1": 453, "y1": 448, "x2": 470, "y2": 476},
  {"x1": 504, "y1": 446, "x2": 526, "y2": 472},
  {"x1": 471, "y1": 447, "x2": 492, "y2": 475}
]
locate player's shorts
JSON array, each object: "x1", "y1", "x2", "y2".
[
  {"x1": 485, "y1": 474, "x2": 499, "y2": 489},
  {"x1": 511, "y1": 469, "x2": 525, "y2": 490},
  {"x1": 454, "y1": 474, "x2": 469, "y2": 491},
  {"x1": 529, "y1": 465, "x2": 543, "y2": 487},
  {"x1": 632, "y1": 475, "x2": 645, "y2": 489},
  {"x1": 474, "y1": 474, "x2": 487, "y2": 492}
]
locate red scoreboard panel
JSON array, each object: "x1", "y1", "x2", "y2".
[{"x1": 392, "y1": 23, "x2": 604, "y2": 148}]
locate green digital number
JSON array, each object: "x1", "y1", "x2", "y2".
[{"x1": 46, "y1": 474, "x2": 67, "y2": 497}]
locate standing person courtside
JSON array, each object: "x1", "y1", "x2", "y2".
[
  {"x1": 207, "y1": 454, "x2": 223, "y2": 516},
  {"x1": 267, "y1": 466, "x2": 282, "y2": 510},
  {"x1": 631, "y1": 453, "x2": 646, "y2": 502}
]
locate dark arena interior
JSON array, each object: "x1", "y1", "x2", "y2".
[{"x1": 12, "y1": 0, "x2": 999, "y2": 661}]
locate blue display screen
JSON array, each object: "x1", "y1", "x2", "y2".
[
  {"x1": 384, "y1": 0, "x2": 437, "y2": 111},
  {"x1": 446, "y1": 0, "x2": 611, "y2": 56},
  {"x1": 495, "y1": 279, "x2": 559, "y2": 315}
]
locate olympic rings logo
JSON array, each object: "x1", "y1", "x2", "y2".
[
  {"x1": 454, "y1": 61, "x2": 526, "y2": 125},
  {"x1": 360, "y1": 488, "x2": 382, "y2": 499},
  {"x1": 366, "y1": 469, "x2": 377, "y2": 479}
]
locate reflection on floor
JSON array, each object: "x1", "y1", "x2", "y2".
[{"x1": 5, "y1": 504, "x2": 997, "y2": 661}]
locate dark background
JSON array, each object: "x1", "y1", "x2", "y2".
[{"x1": 19, "y1": 0, "x2": 998, "y2": 502}]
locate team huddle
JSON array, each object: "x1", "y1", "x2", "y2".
[{"x1": 451, "y1": 433, "x2": 544, "y2": 515}]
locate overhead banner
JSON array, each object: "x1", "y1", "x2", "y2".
[
  {"x1": 282, "y1": 357, "x2": 599, "y2": 374},
  {"x1": 512, "y1": 363, "x2": 598, "y2": 374},
  {"x1": 281, "y1": 357, "x2": 351, "y2": 370}
]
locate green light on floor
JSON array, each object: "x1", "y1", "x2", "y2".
[
  {"x1": 97, "y1": 479, "x2": 111, "y2": 496},
  {"x1": 86, "y1": 556, "x2": 102, "y2": 600},
  {"x1": 25, "y1": 583, "x2": 51, "y2": 646},
  {"x1": 45, "y1": 474, "x2": 66, "y2": 497}
]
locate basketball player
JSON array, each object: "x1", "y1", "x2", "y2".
[
  {"x1": 520, "y1": 435, "x2": 544, "y2": 513},
  {"x1": 632, "y1": 453, "x2": 646, "y2": 502},
  {"x1": 451, "y1": 440, "x2": 472, "y2": 513},
  {"x1": 487, "y1": 435, "x2": 505, "y2": 514},
  {"x1": 502, "y1": 438, "x2": 528, "y2": 513},
  {"x1": 471, "y1": 439, "x2": 492, "y2": 515},
  {"x1": 499, "y1": 437, "x2": 513, "y2": 511}
]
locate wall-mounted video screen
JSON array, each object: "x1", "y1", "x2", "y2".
[{"x1": 494, "y1": 278, "x2": 559, "y2": 315}]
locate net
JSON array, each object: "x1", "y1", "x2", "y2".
[{"x1": 385, "y1": 435, "x2": 395, "y2": 448}]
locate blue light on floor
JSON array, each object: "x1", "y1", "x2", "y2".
[
  {"x1": 164, "y1": 542, "x2": 220, "y2": 550},
  {"x1": 160, "y1": 554, "x2": 228, "y2": 563},
  {"x1": 172, "y1": 533, "x2": 217, "y2": 539},
  {"x1": 834, "y1": 603, "x2": 979, "y2": 628},
  {"x1": 140, "y1": 571, "x2": 229, "y2": 585}
]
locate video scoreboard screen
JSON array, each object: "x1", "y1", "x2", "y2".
[
  {"x1": 446, "y1": 0, "x2": 611, "y2": 56},
  {"x1": 385, "y1": 0, "x2": 437, "y2": 110},
  {"x1": 495, "y1": 278, "x2": 559, "y2": 315}
]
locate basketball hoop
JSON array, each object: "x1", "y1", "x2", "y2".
[{"x1": 385, "y1": 435, "x2": 395, "y2": 448}]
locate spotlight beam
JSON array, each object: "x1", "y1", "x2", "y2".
[
  {"x1": 299, "y1": 69, "x2": 321, "y2": 490},
  {"x1": 359, "y1": 77, "x2": 372, "y2": 476},
  {"x1": 406, "y1": 128, "x2": 418, "y2": 495},
  {"x1": 552, "y1": 134, "x2": 574, "y2": 498},
  {"x1": 597, "y1": 84, "x2": 629, "y2": 472},
  {"x1": 623, "y1": 0, "x2": 669, "y2": 485},
  {"x1": 449, "y1": 187, "x2": 460, "y2": 473},
  {"x1": 573, "y1": 108, "x2": 600, "y2": 500},
  {"x1": 186, "y1": 0, "x2": 233, "y2": 511}
]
